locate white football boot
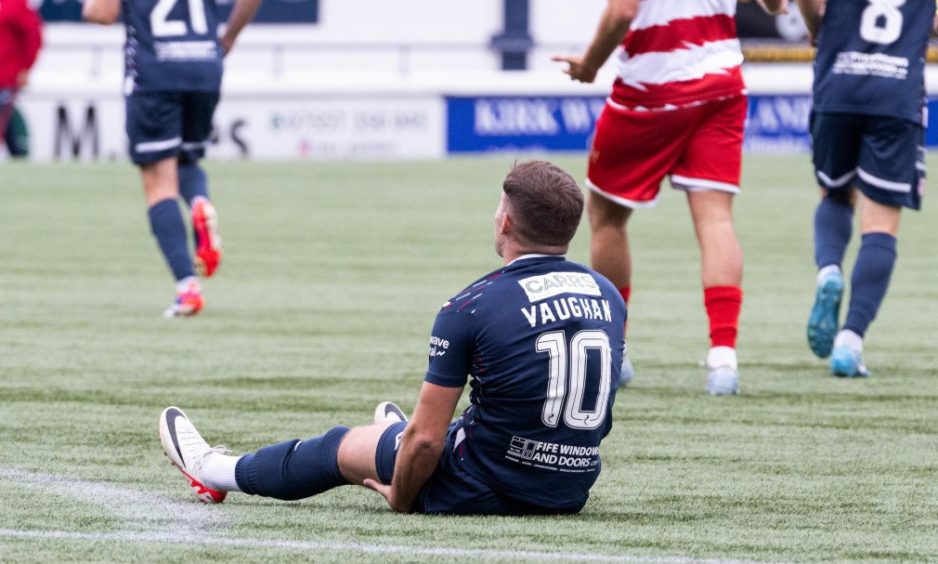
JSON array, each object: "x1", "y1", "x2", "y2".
[
  {"x1": 706, "y1": 346, "x2": 739, "y2": 396},
  {"x1": 159, "y1": 406, "x2": 228, "y2": 503},
  {"x1": 619, "y1": 344, "x2": 635, "y2": 388},
  {"x1": 830, "y1": 330, "x2": 870, "y2": 378},
  {"x1": 374, "y1": 401, "x2": 409, "y2": 424}
]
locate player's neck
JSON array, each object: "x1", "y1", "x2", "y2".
[{"x1": 501, "y1": 243, "x2": 568, "y2": 265}]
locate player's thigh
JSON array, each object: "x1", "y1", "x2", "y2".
[
  {"x1": 858, "y1": 191, "x2": 902, "y2": 235},
  {"x1": 126, "y1": 91, "x2": 184, "y2": 166},
  {"x1": 179, "y1": 91, "x2": 220, "y2": 162},
  {"x1": 811, "y1": 111, "x2": 863, "y2": 191},
  {"x1": 672, "y1": 95, "x2": 745, "y2": 194},
  {"x1": 855, "y1": 116, "x2": 924, "y2": 211},
  {"x1": 587, "y1": 103, "x2": 690, "y2": 208}
]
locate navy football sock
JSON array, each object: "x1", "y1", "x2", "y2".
[
  {"x1": 178, "y1": 162, "x2": 210, "y2": 207},
  {"x1": 813, "y1": 196, "x2": 853, "y2": 269},
  {"x1": 148, "y1": 199, "x2": 194, "y2": 281},
  {"x1": 844, "y1": 233, "x2": 897, "y2": 338},
  {"x1": 234, "y1": 426, "x2": 350, "y2": 500}
]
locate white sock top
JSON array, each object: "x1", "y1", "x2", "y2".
[
  {"x1": 834, "y1": 329, "x2": 863, "y2": 353},
  {"x1": 175, "y1": 276, "x2": 200, "y2": 293},
  {"x1": 201, "y1": 452, "x2": 242, "y2": 492},
  {"x1": 707, "y1": 346, "x2": 737, "y2": 370},
  {"x1": 817, "y1": 265, "x2": 841, "y2": 284}
]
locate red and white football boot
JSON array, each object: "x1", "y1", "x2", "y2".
[
  {"x1": 191, "y1": 196, "x2": 222, "y2": 278},
  {"x1": 158, "y1": 406, "x2": 228, "y2": 503},
  {"x1": 163, "y1": 278, "x2": 204, "y2": 318}
]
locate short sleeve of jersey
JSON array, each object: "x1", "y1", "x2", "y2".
[{"x1": 424, "y1": 306, "x2": 474, "y2": 388}]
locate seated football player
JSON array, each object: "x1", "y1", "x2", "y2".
[{"x1": 159, "y1": 160, "x2": 627, "y2": 515}]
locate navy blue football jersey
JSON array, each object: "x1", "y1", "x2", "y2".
[
  {"x1": 122, "y1": 0, "x2": 223, "y2": 92},
  {"x1": 424, "y1": 254, "x2": 626, "y2": 509},
  {"x1": 813, "y1": 0, "x2": 935, "y2": 124}
]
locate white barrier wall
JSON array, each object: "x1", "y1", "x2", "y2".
[{"x1": 16, "y1": 66, "x2": 816, "y2": 162}]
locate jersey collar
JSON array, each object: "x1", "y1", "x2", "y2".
[{"x1": 507, "y1": 253, "x2": 565, "y2": 266}]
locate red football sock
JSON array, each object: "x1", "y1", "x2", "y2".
[
  {"x1": 618, "y1": 286, "x2": 631, "y2": 305},
  {"x1": 704, "y1": 286, "x2": 742, "y2": 348}
]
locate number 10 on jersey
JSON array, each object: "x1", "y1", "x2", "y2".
[{"x1": 536, "y1": 330, "x2": 613, "y2": 431}]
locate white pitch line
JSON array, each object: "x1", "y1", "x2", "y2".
[
  {"x1": 0, "y1": 467, "x2": 775, "y2": 564},
  {"x1": 0, "y1": 467, "x2": 228, "y2": 534},
  {"x1": 0, "y1": 528, "x2": 767, "y2": 564}
]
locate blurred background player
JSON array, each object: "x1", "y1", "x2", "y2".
[
  {"x1": 798, "y1": 0, "x2": 935, "y2": 377},
  {"x1": 0, "y1": 0, "x2": 42, "y2": 158},
  {"x1": 158, "y1": 161, "x2": 626, "y2": 515},
  {"x1": 553, "y1": 0, "x2": 787, "y2": 395},
  {"x1": 82, "y1": 0, "x2": 261, "y2": 317}
]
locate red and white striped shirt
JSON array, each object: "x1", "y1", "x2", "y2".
[{"x1": 611, "y1": 0, "x2": 745, "y2": 110}]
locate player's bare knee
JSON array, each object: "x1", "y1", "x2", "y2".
[
  {"x1": 588, "y1": 192, "x2": 631, "y2": 229},
  {"x1": 336, "y1": 423, "x2": 391, "y2": 485}
]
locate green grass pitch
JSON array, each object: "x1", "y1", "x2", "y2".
[{"x1": 0, "y1": 155, "x2": 936, "y2": 562}]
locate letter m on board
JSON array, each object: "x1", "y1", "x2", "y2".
[{"x1": 55, "y1": 104, "x2": 99, "y2": 159}]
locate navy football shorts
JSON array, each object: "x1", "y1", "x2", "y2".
[
  {"x1": 125, "y1": 91, "x2": 219, "y2": 165},
  {"x1": 811, "y1": 111, "x2": 924, "y2": 210},
  {"x1": 375, "y1": 421, "x2": 585, "y2": 516}
]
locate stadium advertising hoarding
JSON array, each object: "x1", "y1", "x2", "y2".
[
  {"x1": 445, "y1": 94, "x2": 819, "y2": 155},
  {"x1": 17, "y1": 92, "x2": 938, "y2": 161},
  {"x1": 18, "y1": 95, "x2": 445, "y2": 161},
  {"x1": 445, "y1": 95, "x2": 938, "y2": 155},
  {"x1": 224, "y1": 97, "x2": 445, "y2": 160},
  {"x1": 446, "y1": 95, "x2": 606, "y2": 154}
]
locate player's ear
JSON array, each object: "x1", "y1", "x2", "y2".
[{"x1": 499, "y1": 209, "x2": 512, "y2": 235}]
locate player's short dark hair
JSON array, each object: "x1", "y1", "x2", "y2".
[{"x1": 502, "y1": 160, "x2": 584, "y2": 247}]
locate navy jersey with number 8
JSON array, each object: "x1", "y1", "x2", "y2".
[{"x1": 813, "y1": 0, "x2": 935, "y2": 124}]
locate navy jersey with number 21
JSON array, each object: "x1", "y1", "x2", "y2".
[
  {"x1": 122, "y1": 0, "x2": 223, "y2": 92},
  {"x1": 425, "y1": 255, "x2": 626, "y2": 510}
]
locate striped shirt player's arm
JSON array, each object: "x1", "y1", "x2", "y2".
[
  {"x1": 754, "y1": 0, "x2": 789, "y2": 15},
  {"x1": 551, "y1": 0, "x2": 638, "y2": 84},
  {"x1": 795, "y1": 0, "x2": 824, "y2": 42}
]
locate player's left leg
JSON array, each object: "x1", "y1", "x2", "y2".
[
  {"x1": 159, "y1": 406, "x2": 397, "y2": 503},
  {"x1": 830, "y1": 116, "x2": 923, "y2": 377},
  {"x1": 831, "y1": 195, "x2": 901, "y2": 378},
  {"x1": 140, "y1": 158, "x2": 203, "y2": 318}
]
